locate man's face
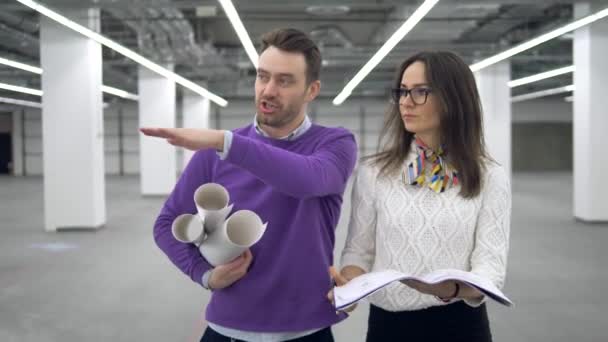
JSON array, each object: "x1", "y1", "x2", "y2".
[{"x1": 254, "y1": 46, "x2": 313, "y2": 128}]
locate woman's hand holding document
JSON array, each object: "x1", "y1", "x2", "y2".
[
  {"x1": 327, "y1": 266, "x2": 364, "y2": 313},
  {"x1": 332, "y1": 268, "x2": 513, "y2": 311}
]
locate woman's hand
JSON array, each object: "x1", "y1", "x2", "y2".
[
  {"x1": 402, "y1": 279, "x2": 459, "y2": 300},
  {"x1": 402, "y1": 279, "x2": 485, "y2": 302},
  {"x1": 327, "y1": 265, "x2": 366, "y2": 313}
]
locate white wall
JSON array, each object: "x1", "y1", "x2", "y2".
[
  {"x1": 0, "y1": 107, "x2": 26, "y2": 176},
  {"x1": 23, "y1": 108, "x2": 42, "y2": 175},
  {"x1": 16, "y1": 95, "x2": 573, "y2": 176},
  {"x1": 120, "y1": 102, "x2": 142, "y2": 175},
  {"x1": 0, "y1": 113, "x2": 11, "y2": 132},
  {"x1": 103, "y1": 105, "x2": 120, "y2": 175},
  {"x1": 11, "y1": 111, "x2": 23, "y2": 176},
  {"x1": 0, "y1": 112, "x2": 12, "y2": 174},
  {"x1": 21, "y1": 102, "x2": 141, "y2": 175},
  {"x1": 512, "y1": 96, "x2": 572, "y2": 123}
]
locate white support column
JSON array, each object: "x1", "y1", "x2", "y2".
[
  {"x1": 40, "y1": 9, "x2": 106, "y2": 231},
  {"x1": 475, "y1": 61, "x2": 512, "y2": 178},
  {"x1": 573, "y1": 3, "x2": 608, "y2": 222},
  {"x1": 11, "y1": 110, "x2": 23, "y2": 176},
  {"x1": 182, "y1": 93, "x2": 210, "y2": 171},
  {"x1": 138, "y1": 66, "x2": 176, "y2": 195}
]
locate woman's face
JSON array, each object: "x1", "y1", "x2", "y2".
[{"x1": 398, "y1": 61, "x2": 442, "y2": 139}]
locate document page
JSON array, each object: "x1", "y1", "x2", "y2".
[{"x1": 333, "y1": 269, "x2": 512, "y2": 310}]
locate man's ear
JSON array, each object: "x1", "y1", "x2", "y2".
[{"x1": 305, "y1": 80, "x2": 321, "y2": 102}]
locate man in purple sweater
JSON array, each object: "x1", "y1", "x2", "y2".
[{"x1": 141, "y1": 28, "x2": 357, "y2": 341}]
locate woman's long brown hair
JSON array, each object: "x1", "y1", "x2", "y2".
[{"x1": 366, "y1": 51, "x2": 491, "y2": 198}]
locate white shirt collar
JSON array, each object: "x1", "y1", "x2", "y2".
[{"x1": 253, "y1": 114, "x2": 311, "y2": 141}]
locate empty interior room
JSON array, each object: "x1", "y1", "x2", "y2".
[{"x1": 1, "y1": 1, "x2": 607, "y2": 341}]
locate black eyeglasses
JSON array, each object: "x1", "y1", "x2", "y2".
[{"x1": 391, "y1": 87, "x2": 432, "y2": 105}]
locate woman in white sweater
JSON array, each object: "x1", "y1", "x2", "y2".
[{"x1": 332, "y1": 51, "x2": 511, "y2": 341}]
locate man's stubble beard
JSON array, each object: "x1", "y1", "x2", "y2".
[{"x1": 256, "y1": 96, "x2": 305, "y2": 129}]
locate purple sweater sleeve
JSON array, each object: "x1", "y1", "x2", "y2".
[
  {"x1": 153, "y1": 150, "x2": 213, "y2": 286},
  {"x1": 226, "y1": 129, "x2": 357, "y2": 199}
]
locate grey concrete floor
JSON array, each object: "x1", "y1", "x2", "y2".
[{"x1": 0, "y1": 173, "x2": 607, "y2": 342}]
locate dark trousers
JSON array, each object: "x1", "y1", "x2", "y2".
[
  {"x1": 200, "y1": 326, "x2": 334, "y2": 342},
  {"x1": 366, "y1": 301, "x2": 492, "y2": 342}
]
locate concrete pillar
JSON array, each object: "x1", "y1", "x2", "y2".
[
  {"x1": 40, "y1": 9, "x2": 105, "y2": 231},
  {"x1": 475, "y1": 61, "x2": 512, "y2": 178},
  {"x1": 573, "y1": 3, "x2": 608, "y2": 222},
  {"x1": 182, "y1": 93, "x2": 210, "y2": 171},
  {"x1": 138, "y1": 66, "x2": 176, "y2": 195}
]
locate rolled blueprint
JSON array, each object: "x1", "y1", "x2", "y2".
[
  {"x1": 199, "y1": 209, "x2": 267, "y2": 266},
  {"x1": 193, "y1": 183, "x2": 233, "y2": 234},
  {"x1": 171, "y1": 213, "x2": 205, "y2": 245}
]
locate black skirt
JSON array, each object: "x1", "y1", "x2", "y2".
[{"x1": 366, "y1": 301, "x2": 492, "y2": 342}]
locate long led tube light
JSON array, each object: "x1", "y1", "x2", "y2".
[
  {"x1": 471, "y1": 7, "x2": 608, "y2": 72},
  {"x1": 0, "y1": 81, "x2": 139, "y2": 103},
  {"x1": 0, "y1": 96, "x2": 42, "y2": 108},
  {"x1": 0, "y1": 56, "x2": 43, "y2": 74},
  {"x1": 511, "y1": 84, "x2": 574, "y2": 103},
  {"x1": 333, "y1": 0, "x2": 439, "y2": 105},
  {"x1": 218, "y1": 0, "x2": 258, "y2": 69},
  {"x1": 101, "y1": 85, "x2": 139, "y2": 100},
  {"x1": 508, "y1": 65, "x2": 575, "y2": 88},
  {"x1": 0, "y1": 82, "x2": 43, "y2": 96},
  {"x1": 1, "y1": 56, "x2": 138, "y2": 100}
]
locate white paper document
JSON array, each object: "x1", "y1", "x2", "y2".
[{"x1": 333, "y1": 269, "x2": 513, "y2": 310}]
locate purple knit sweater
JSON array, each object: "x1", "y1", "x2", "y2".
[{"x1": 153, "y1": 123, "x2": 357, "y2": 331}]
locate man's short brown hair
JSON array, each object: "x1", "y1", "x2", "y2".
[{"x1": 260, "y1": 28, "x2": 321, "y2": 85}]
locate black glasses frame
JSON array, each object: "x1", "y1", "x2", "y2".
[{"x1": 390, "y1": 87, "x2": 432, "y2": 105}]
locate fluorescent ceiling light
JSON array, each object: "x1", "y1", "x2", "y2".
[
  {"x1": 14, "y1": 0, "x2": 228, "y2": 107},
  {"x1": 508, "y1": 65, "x2": 574, "y2": 88},
  {"x1": 0, "y1": 82, "x2": 43, "y2": 96},
  {"x1": 101, "y1": 85, "x2": 139, "y2": 101},
  {"x1": 0, "y1": 96, "x2": 42, "y2": 108},
  {"x1": 0, "y1": 57, "x2": 42, "y2": 74},
  {"x1": 333, "y1": 0, "x2": 439, "y2": 105},
  {"x1": 218, "y1": 0, "x2": 258, "y2": 69},
  {"x1": 0, "y1": 81, "x2": 138, "y2": 104},
  {"x1": 0, "y1": 84, "x2": 110, "y2": 108},
  {"x1": 1, "y1": 55, "x2": 138, "y2": 101},
  {"x1": 471, "y1": 6, "x2": 608, "y2": 72},
  {"x1": 511, "y1": 84, "x2": 574, "y2": 103}
]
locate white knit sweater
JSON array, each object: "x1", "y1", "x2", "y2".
[{"x1": 341, "y1": 148, "x2": 511, "y2": 311}]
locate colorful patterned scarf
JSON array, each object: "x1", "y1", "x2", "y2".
[{"x1": 403, "y1": 137, "x2": 459, "y2": 193}]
